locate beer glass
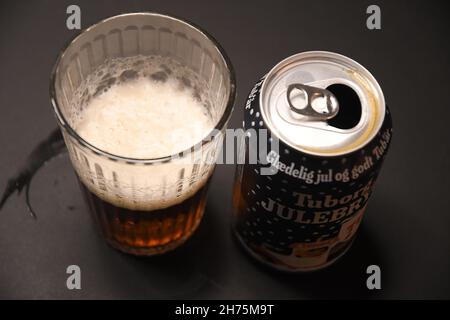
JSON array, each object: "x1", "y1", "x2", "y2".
[{"x1": 50, "y1": 13, "x2": 235, "y2": 255}]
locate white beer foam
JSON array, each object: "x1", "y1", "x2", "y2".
[
  {"x1": 69, "y1": 56, "x2": 216, "y2": 210},
  {"x1": 76, "y1": 76, "x2": 212, "y2": 159}
]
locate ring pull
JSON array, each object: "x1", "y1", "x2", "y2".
[{"x1": 286, "y1": 83, "x2": 339, "y2": 120}]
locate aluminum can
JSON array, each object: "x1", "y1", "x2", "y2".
[{"x1": 232, "y1": 51, "x2": 393, "y2": 271}]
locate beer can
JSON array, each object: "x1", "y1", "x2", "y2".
[{"x1": 232, "y1": 51, "x2": 393, "y2": 272}]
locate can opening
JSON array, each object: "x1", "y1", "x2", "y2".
[{"x1": 326, "y1": 84, "x2": 361, "y2": 129}]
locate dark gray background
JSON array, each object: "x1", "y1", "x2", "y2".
[{"x1": 1, "y1": 0, "x2": 449, "y2": 299}]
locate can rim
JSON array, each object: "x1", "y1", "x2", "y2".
[{"x1": 260, "y1": 51, "x2": 386, "y2": 157}]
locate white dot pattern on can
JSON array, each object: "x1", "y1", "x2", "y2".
[
  {"x1": 239, "y1": 213, "x2": 346, "y2": 247},
  {"x1": 238, "y1": 99, "x2": 359, "y2": 246}
]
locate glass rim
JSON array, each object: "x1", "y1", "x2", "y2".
[{"x1": 49, "y1": 12, "x2": 236, "y2": 164}]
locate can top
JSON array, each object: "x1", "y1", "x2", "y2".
[{"x1": 260, "y1": 51, "x2": 385, "y2": 156}]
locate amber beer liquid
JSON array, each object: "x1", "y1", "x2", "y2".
[
  {"x1": 50, "y1": 13, "x2": 235, "y2": 255},
  {"x1": 80, "y1": 179, "x2": 210, "y2": 253},
  {"x1": 233, "y1": 52, "x2": 392, "y2": 271}
]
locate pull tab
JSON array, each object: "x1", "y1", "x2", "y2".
[{"x1": 286, "y1": 83, "x2": 339, "y2": 120}]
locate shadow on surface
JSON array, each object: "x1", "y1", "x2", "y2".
[
  {"x1": 92, "y1": 202, "x2": 227, "y2": 299},
  {"x1": 232, "y1": 221, "x2": 387, "y2": 299}
]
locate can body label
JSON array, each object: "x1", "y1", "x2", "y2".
[{"x1": 232, "y1": 79, "x2": 392, "y2": 272}]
